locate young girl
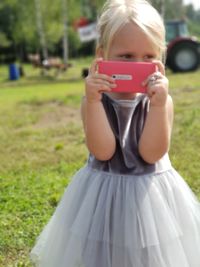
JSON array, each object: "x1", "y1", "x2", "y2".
[{"x1": 30, "y1": 0, "x2": 200, "y2": 266}]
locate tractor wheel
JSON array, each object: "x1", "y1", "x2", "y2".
[{"x1": 167, "y1": 42, "x2": 199, "y2": 72}]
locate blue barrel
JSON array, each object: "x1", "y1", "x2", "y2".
[{"x1": 9, "y1": 64, "x2": 20, "y2": 80}]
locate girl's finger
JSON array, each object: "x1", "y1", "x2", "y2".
[
  {"x1": 92, "y1": 79, "x2": 116, "y2": 87},
  {"x1": 93, "y1": 73, "x2": 116, "y2": 84},
  {"x1": 91, "y1": 83, "x2": 112, "y2": 93},
  {"x1": 146, "y1": 83, "x2": 160, "y2": 97},
  {"x1": 152, "y1": 60, "x2": 165, "y2": 75},
  {"x1": 142, "y1": 71, "x2": 162, "y2": 86},
  {"x1": 89, "y1": 58, "x2": 103, "y2": 75},
  {"x1": 88, "y1": 60, "x2": 98, "y2": 75}
]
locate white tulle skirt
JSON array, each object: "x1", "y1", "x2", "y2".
[{"x1": 30, "y1": 165, "x2": 200, "y2": 267}]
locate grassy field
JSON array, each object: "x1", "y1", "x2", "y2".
[{"x1": 0, "y1": 59, "x2": 199, "y2": 266}]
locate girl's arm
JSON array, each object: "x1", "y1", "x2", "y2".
[
  {"x1": 81, "y1": 59, "x2": 116, "y2": 161},
  {"x1": 138, "y1": 61, "x2": 174, "y2": 164}
]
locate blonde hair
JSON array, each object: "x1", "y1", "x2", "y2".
[{"x1": 97, "y1": 0, "x2": 166, "y2": 61}]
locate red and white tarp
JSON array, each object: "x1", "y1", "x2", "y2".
[{"x1": 78, "y1": 22, "x2": 98, "y2": 42}]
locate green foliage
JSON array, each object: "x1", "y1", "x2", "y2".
[
  {"x1": 40, "y1": 1, "x2": 64, "y2": 50},
  {"x1": 0, "y1": 0, "x2": 200, "y2": 60},
  {"x1": 151, "y1": 0, "x2": 184, "y2": 18},
  {"x1": 68, "y1": 27, "x2": 82, "y2": 57},
  {"x1": 188, "y1": 21, "x2": 200, "y2": 39},
  {"x1": 0, "y1": 32, "x2": 11, "y2": 47}
]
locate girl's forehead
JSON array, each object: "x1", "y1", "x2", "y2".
[{"x1": 110, "y1": 23, "x2": 159, "y2": 53}]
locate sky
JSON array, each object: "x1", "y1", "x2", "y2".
[{"x1": 183, "y1": 0, "x2": 200, "y2": 10}]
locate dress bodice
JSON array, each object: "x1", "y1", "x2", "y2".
[{"x1": 88, "y1": 93, "x2": 171, "y2": 175}]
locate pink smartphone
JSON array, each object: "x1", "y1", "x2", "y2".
[{"x1": 98, "y1": 60, "x2": 156, "y2": 93}]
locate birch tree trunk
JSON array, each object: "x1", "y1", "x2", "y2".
[
  {"x1": 34, "y1": 0, "x2": 48, "y2": 60},
  {"x1": 62, "y1": 0, "x2": 69, "y2": 64}
]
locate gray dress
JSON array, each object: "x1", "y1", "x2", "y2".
[{"x1": 30, "y1": 93, "x2": 200, "y2": 267}]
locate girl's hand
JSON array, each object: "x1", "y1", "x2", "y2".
[
  {"x1": 143, "y1": 61, "x2": 169, "y2": 107},
  {"x1": 85, "y1": 58, "x2": 116, "y2": 103}
]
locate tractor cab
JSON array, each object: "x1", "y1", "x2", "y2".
[{"x1": 165, "y1": 20, "x2": 189, "y2": 43}]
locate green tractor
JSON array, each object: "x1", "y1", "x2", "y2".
[{"x1": 165, "y1": 20, "x2": 200, "y2": 72}]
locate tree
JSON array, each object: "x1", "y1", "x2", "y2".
[
  {"x1": 150, "y1": 0, "x2": 165, "y2": 17},
  {"x1": 62, "y1": 0, "x2": 69, "y2": 64},
  {"x1": 34, "y1": 0, "x2": 48, "y2": 60},
  {"x1": 184, "y1": 4, "x2": 200, "y2": 38},
  {"x1": 150, "y1": 0, "x2": 184, "y2": 19},
  {"x1": 0, "y1": 0, "x2": 198, "y2": 61},
  {"x1": 0, "y1": 32, "x2": 11, "y2": 48}
]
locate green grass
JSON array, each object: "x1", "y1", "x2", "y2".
[
  {"x1": 169, "y1": 71, "x2": 200, "y2": 193},
  {"x1": 0, "y1": 60, "x2": 200, "y2": 266}
]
